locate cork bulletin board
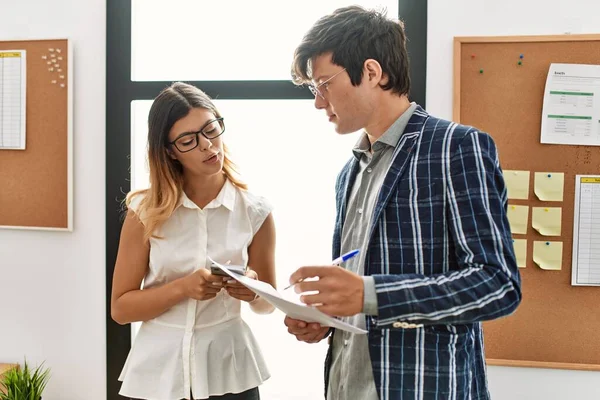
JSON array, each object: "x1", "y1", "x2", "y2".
[
  {"x1": 454, "y1": 34, "x2": 600, "y2": 371},
  {"x1": 0, "y1": 38, "x2": 72, "y2": 230}
]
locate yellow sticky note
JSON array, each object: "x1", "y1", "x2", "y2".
[
  {"x1": 507, "y1": 205, "x2": 529, "y2": 234},
  {"x1": 532, "y1": 207, "x2": 562, "y2": 236},
  {"x1": 533, "y1": 241, "x2": 562, "y2": 270},
  {"x1": 504, "y1": 170, "x2": 530, "y2": 200},
  {"x1": 512, "y1": 239, "x2": 527, "y2": 268},
  {"x1": 534, "y1": 172, "x2": 564, "y2": 201}
]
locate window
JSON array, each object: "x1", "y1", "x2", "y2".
[
  {"x1": 131, "y1": 99, "x2": 357, "y2": 398},
  {"x1": 131, "y1": 0, "x2": 398, "y2": 81},
  {"x1": 107, "y1": 1, "x2": 425, "y2": 399}
]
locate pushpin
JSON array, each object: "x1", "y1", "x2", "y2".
[
  {"x1": 518, "y1": 60, "x2": 522, "y2": 65},
  {"x1": 546, "y1": 242, "x2": 550, "y2": 246},
  {"x1": 41, "y1": 55, "x2": 47, "y2": 60},
  {"x1": 56, "y1": 49, "x2": 62, "y2": 53},
  {"x1": 547, "y1": 174, "x2": 552, "y2": 178},
  {"x1": 544, "y1": 208, "x2": 549, "y2": 212},
  {"x1": 511, "y1": 205, "x2": 516, "y2": 210},
  {"x1": 479, "y1": 69, "x2": 484, "y2": 74},
  {"x1": 520, "y1": 54, "x2": 524, "y2": 59},
  {"x1": 60, "y1": 83, "x2": 65, "y2": 88},
  {"x1": 471, "y1": 54, "x2": 476, "y2": 59},
  {"x1": 51, "y1": 80, "x2": 57, "y2": 84}
]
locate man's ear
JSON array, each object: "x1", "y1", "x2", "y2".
[{"x1": 363, "y1": 59, "x2": 383, "y2": 87}]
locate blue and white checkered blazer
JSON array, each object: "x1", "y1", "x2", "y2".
[{"x1": 326, "y1": 106, "x2": 522, "y2": 400}]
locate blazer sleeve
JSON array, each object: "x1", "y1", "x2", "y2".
[{"x1": 371, "y1": 129, "x2": 522, "y2": 328}]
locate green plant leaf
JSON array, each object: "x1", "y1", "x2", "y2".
[{"x1": 0, "y1": 359, "x2": 50, "y2": 400}]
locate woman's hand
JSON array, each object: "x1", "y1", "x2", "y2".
[
  {"x1": 180, "y1": 268, "x2": 227, "y2": 301},
  {"x1": 225, "y1": 269, "x2": 259, "y2": 303}
]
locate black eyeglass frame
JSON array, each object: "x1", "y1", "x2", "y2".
[{"x1": 167, "y1": 117, "x2": 225, "y2": 153}]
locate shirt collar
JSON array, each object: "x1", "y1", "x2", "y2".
[
  {"x1": 351, "y1": 102, "x2": 418, "y2": 160},
  {"x1": 179, "y1": 178, "x2": 236, "y2": 211}
]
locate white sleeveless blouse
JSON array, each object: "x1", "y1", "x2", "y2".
[{"x1": 118, "y1": 179, "x2": 272, "y2": 400}]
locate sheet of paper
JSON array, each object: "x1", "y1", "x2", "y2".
[
  {"x1": 507, "y1": 205, "x2": 529, "y2": 234},
  {"x1": 532, "y1": 207, "x2": 562, "y2": 236},
  {"x1": 512, "y1": 239, "x2": 527, "y2": 268},
  {"x1": 533, "y1": 241, "x2": 563, "y2": 271},
  {"x1": 0, "y1": 50, "x2": 26, "y2": 150},
  {"x1": 504, "y1": 170, "x2": 530, "y2": 200},
  {"x1": 209, "y1": 258, "x2": 367, "y2": 334},
  {"x1": 540, "y1": 63, "x2": 600, "y2": 146},
  {"x1": 571, "y1": 176, "x2": 600, "y2": 286},
  {"x1": 534, "y1": 172, "x2": 564, "y2": 201}
]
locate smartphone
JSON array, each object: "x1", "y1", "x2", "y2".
[{"x1": 210, "y1": 263, "x2": 246, "y2": 277}]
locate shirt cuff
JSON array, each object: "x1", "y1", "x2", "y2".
[{"x1": 362, "y1": 276, "x2": 379, "y2": 316}]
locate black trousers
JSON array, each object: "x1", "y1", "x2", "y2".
[{"x1": 183, "y1": 387, "x2": 260, "y2": 400}]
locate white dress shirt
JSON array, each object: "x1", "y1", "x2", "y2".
[{"x1": 118, "y1": 179, "x2": 272, "y2": 400}]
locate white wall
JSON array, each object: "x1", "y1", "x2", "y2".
[
  {"x1": 0, "y1": 0, "x2": 106, "y2": 399},
  {"x1": 427, "y1": 1, "x2": 600, "y2": 399}
]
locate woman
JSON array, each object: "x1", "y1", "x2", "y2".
[{"x1": 111, "y1": 82, "x2": 275, "y2": 400}]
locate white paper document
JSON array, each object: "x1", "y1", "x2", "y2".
[
  {"x1": 541, "y1": 63, "x2": 600, "y2": 146},
  {"x1": 0, "y1": 50, "x2": 26, "y2": 150},
  {"x1": 209, "y1": 258, "x2": 367, "y2": 334},
  {"x1": 571, "y1": 176, "x2": 600, "y2": 286}
]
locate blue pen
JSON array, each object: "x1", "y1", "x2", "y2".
[
  {"x1": 283, "y1": 249, "x2": 360, "y2": 291},
  {"x1": 331, "y1": 249, "x2": 360, "y2": 265}
]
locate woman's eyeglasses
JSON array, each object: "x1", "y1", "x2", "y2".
[{"x1": 168, "y1": 117, "x2": 225, "y2": 153}]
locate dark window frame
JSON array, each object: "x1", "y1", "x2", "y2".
[{"x1": 105, "y1": 1, "x2": 426, "y2": 398}]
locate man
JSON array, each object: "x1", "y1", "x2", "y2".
[{"x1": 284, "y1": 6, "x2": 522, "y2": 400}]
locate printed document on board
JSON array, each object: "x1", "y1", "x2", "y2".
[
  {"x1": 209, "y1": 258, "x2": 367, "y2": 334},
  {"x1": 541, "y1": 63, "x2": 600, "y2": 146}
]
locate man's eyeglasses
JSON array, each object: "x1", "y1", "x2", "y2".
[
  {"x1": 168, "y1": 117, "x2": 225, "y2": 153},
  {"x1": 308, "y1": 68, "x2": 347, "y2": 100}
]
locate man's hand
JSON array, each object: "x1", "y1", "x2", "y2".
[
  {"x1": 284, "y1": 316, "x2": 330, "y2": 344},
  {"x1": 290, "y1": 265, "x2": 364, "y2": 316}
]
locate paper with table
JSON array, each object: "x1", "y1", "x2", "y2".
[
  {"x1": 540, "y1": 63, "x2": 600, "y2": 146},
  {"x1": 571, "y1": 175, "x2": 600, "y2": 286},
  {"x1": 209, "y1": 258, "x2": 367, "y2": 334},
  {"x1": 0, "y1": 50, "x2": 27, "y2": 150}
]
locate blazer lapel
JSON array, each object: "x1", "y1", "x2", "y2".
[
  {"x1": 368, "y1": 106, "x2": 429, "y2": 240},
  {"x1": 333, "y1": 157, "x2": 360, "y2": 256}
]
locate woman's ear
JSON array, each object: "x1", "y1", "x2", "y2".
[{"x1": 166, "y1": 146, "x2": 178, "y2": 160}]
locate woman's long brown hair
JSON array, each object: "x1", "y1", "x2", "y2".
[{"x1": 127, "y1": 82, "x2": 246, "y2": 241}]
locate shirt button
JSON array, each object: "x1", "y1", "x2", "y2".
[
  {"x1": 344, "y1": 339, "x2": 349, "y2": 347},
  {"x1": 367, "y1": 167, "x2": 372, "y2": 173},
  {"x1": 358, "y1": 208, "x2": 363, "y2": 214}
]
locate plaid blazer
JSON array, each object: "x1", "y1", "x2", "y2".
[{"x1": 325, "y1": 106, "x2": 522, "y2": 400}]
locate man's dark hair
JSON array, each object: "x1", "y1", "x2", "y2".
[{"x1": 291, "y1": 5, "x2": 410, "y2": 96}]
